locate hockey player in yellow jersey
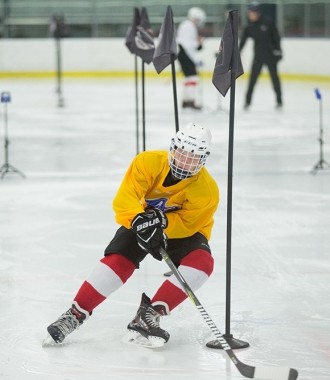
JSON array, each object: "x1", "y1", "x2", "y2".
[{"x1": 45, "y1": 123, "x2": 220, "y2": 348}]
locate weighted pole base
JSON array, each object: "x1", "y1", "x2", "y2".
[
  {"x1": 206, "y1": 334, "x2": 249, "y2": 349},
  {"x1": 0, "y1": 162, "x2": 26, "y2": 179},
  {"x1": 311, "y1": 159, "x2": 330, "y2": 174}
]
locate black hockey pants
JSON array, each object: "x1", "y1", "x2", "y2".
[{"x1": 246, "y1": 57, "x2": 282, "y2": 105}]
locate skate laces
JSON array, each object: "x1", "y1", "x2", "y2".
[
  {"x1": 145, "y1": 306, "x2": 170, "y2": 342},
  {"x1": 145, "y1": 307, "x2": 161, "y2": 328},
  {"x1": 128, "y1": 296, "x2": 170, "y2": 343},
  {"x1": 53, "y1": 310, "x2": 80, "y2": 336},
  {"x1": 131, "y1": 304, "x2": 160, "y2": 330}
]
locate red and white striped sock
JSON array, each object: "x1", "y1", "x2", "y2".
[
  {"x1": 74, "y1": 254, "x2": 135, "y2": 313},
  {"x1": 183, "y1": 76, "x2": 199, "y2": 103},
  {"x1": 151, "y1": 249, "x2": 214, "y2": 312}
]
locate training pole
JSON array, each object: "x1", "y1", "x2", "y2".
[
  {"x1": 311, "y1": 88, "x2": 330, "y2": 174},
  {"x1": 207, "y1": 10, "x2": 249, "y2": 350}
]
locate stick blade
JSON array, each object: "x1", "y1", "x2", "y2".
[
  {"x1": 253, "y1": 366, "x2": 298, "y2": 380},
  {"x1": 288, "y1": 369, "x2": 299, "y2": 380}
]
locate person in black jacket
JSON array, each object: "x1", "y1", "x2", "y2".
[{"x1": 239, "y1": 2, "x2": 283, "y2": 109}]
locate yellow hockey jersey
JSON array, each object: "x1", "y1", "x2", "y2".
[{"x1": 113, "y1": 151, "x2": 220, "y2": 240}]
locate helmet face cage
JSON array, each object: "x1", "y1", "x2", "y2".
[{"x1": 168, "y1": 124, "x2": 211, "y2": 180}]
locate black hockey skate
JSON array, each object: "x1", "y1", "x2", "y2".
[
  {"x1": 45, "y1": 301, "x2": 89, "y2": 345},
  {"x1": 124, "y1": 293, "x2": 170, "y2": 348}
]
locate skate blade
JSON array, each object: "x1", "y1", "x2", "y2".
[
  {"x1": 122, "y1": 330, "x2": 165, "y2": 349},
  {"x1": 42, "y1": 333, "x2": 59, "y2": 347}
]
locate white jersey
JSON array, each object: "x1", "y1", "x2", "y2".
[{"x1": 177, "y1": 19, "x2": 200, "y2": 64}]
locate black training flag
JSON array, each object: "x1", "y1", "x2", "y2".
[
  {"x1": 125, "y1": 7, "x2": 155, "y2": 64},
  {"x1": 125, "y1": 8, "x2": 140, "y2": 54},
  {"x1": 140, "y1": 7, "x2": 151, "y2": 31},
  {"x1": 212, "y1": 10, "x2": 244, "y2": 97},
  {"x1": 135, "y1": 7, "x2": 155, "y2": 64},
  {"x1": 153, "y1": 6, "x2": 177, "y2": 74}
]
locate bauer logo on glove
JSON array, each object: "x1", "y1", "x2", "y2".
[
  {"x1": 135, "y1": 217, "x2": 161, "y2": 232},
  {"x1": 132, "y1": 209, "x2": 167, "y2": 232},
  {"x1": 131, "y1": 209, "x2": 168, "y2": 260}
]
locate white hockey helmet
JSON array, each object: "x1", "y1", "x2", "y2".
[
  {"x1": 168, "y1": 123, "x2": 211, "y2": 180},
  {"x1": 187, "y1": 7, "x2": 206, "y2": 27}
]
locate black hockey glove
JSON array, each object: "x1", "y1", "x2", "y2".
[
  {"x1": 272, "y1": 49, "x2": 283, "y2": 62},
  {"x1": 131, "y1": 209, "x2": 168, "y2": 261}
]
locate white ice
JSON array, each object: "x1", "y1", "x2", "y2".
[{"x1": 0, "y1": 76, "x2": 329, "y2": 380}]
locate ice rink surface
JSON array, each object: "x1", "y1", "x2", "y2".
[{"x1": 0, "y1": 75, "x2": 329, "y2": 380}]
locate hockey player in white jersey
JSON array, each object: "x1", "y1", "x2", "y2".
[{"x1": 177, "y1": 7, "x2": 206, "y2": 110}]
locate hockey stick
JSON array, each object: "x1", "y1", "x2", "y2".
[{"x1": 159, "y1": 247, "x2": 298, "y2": 380}]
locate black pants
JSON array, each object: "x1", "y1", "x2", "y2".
[
  {"x1": 178, "y1": 45, "x2": 197, "y2": 77},
  {"x1": 104, "y1": 226, "x2": 211, "y2": 268},
  {"x1": 246, "y1": 57, "x2": 282, "y2": 105}
]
